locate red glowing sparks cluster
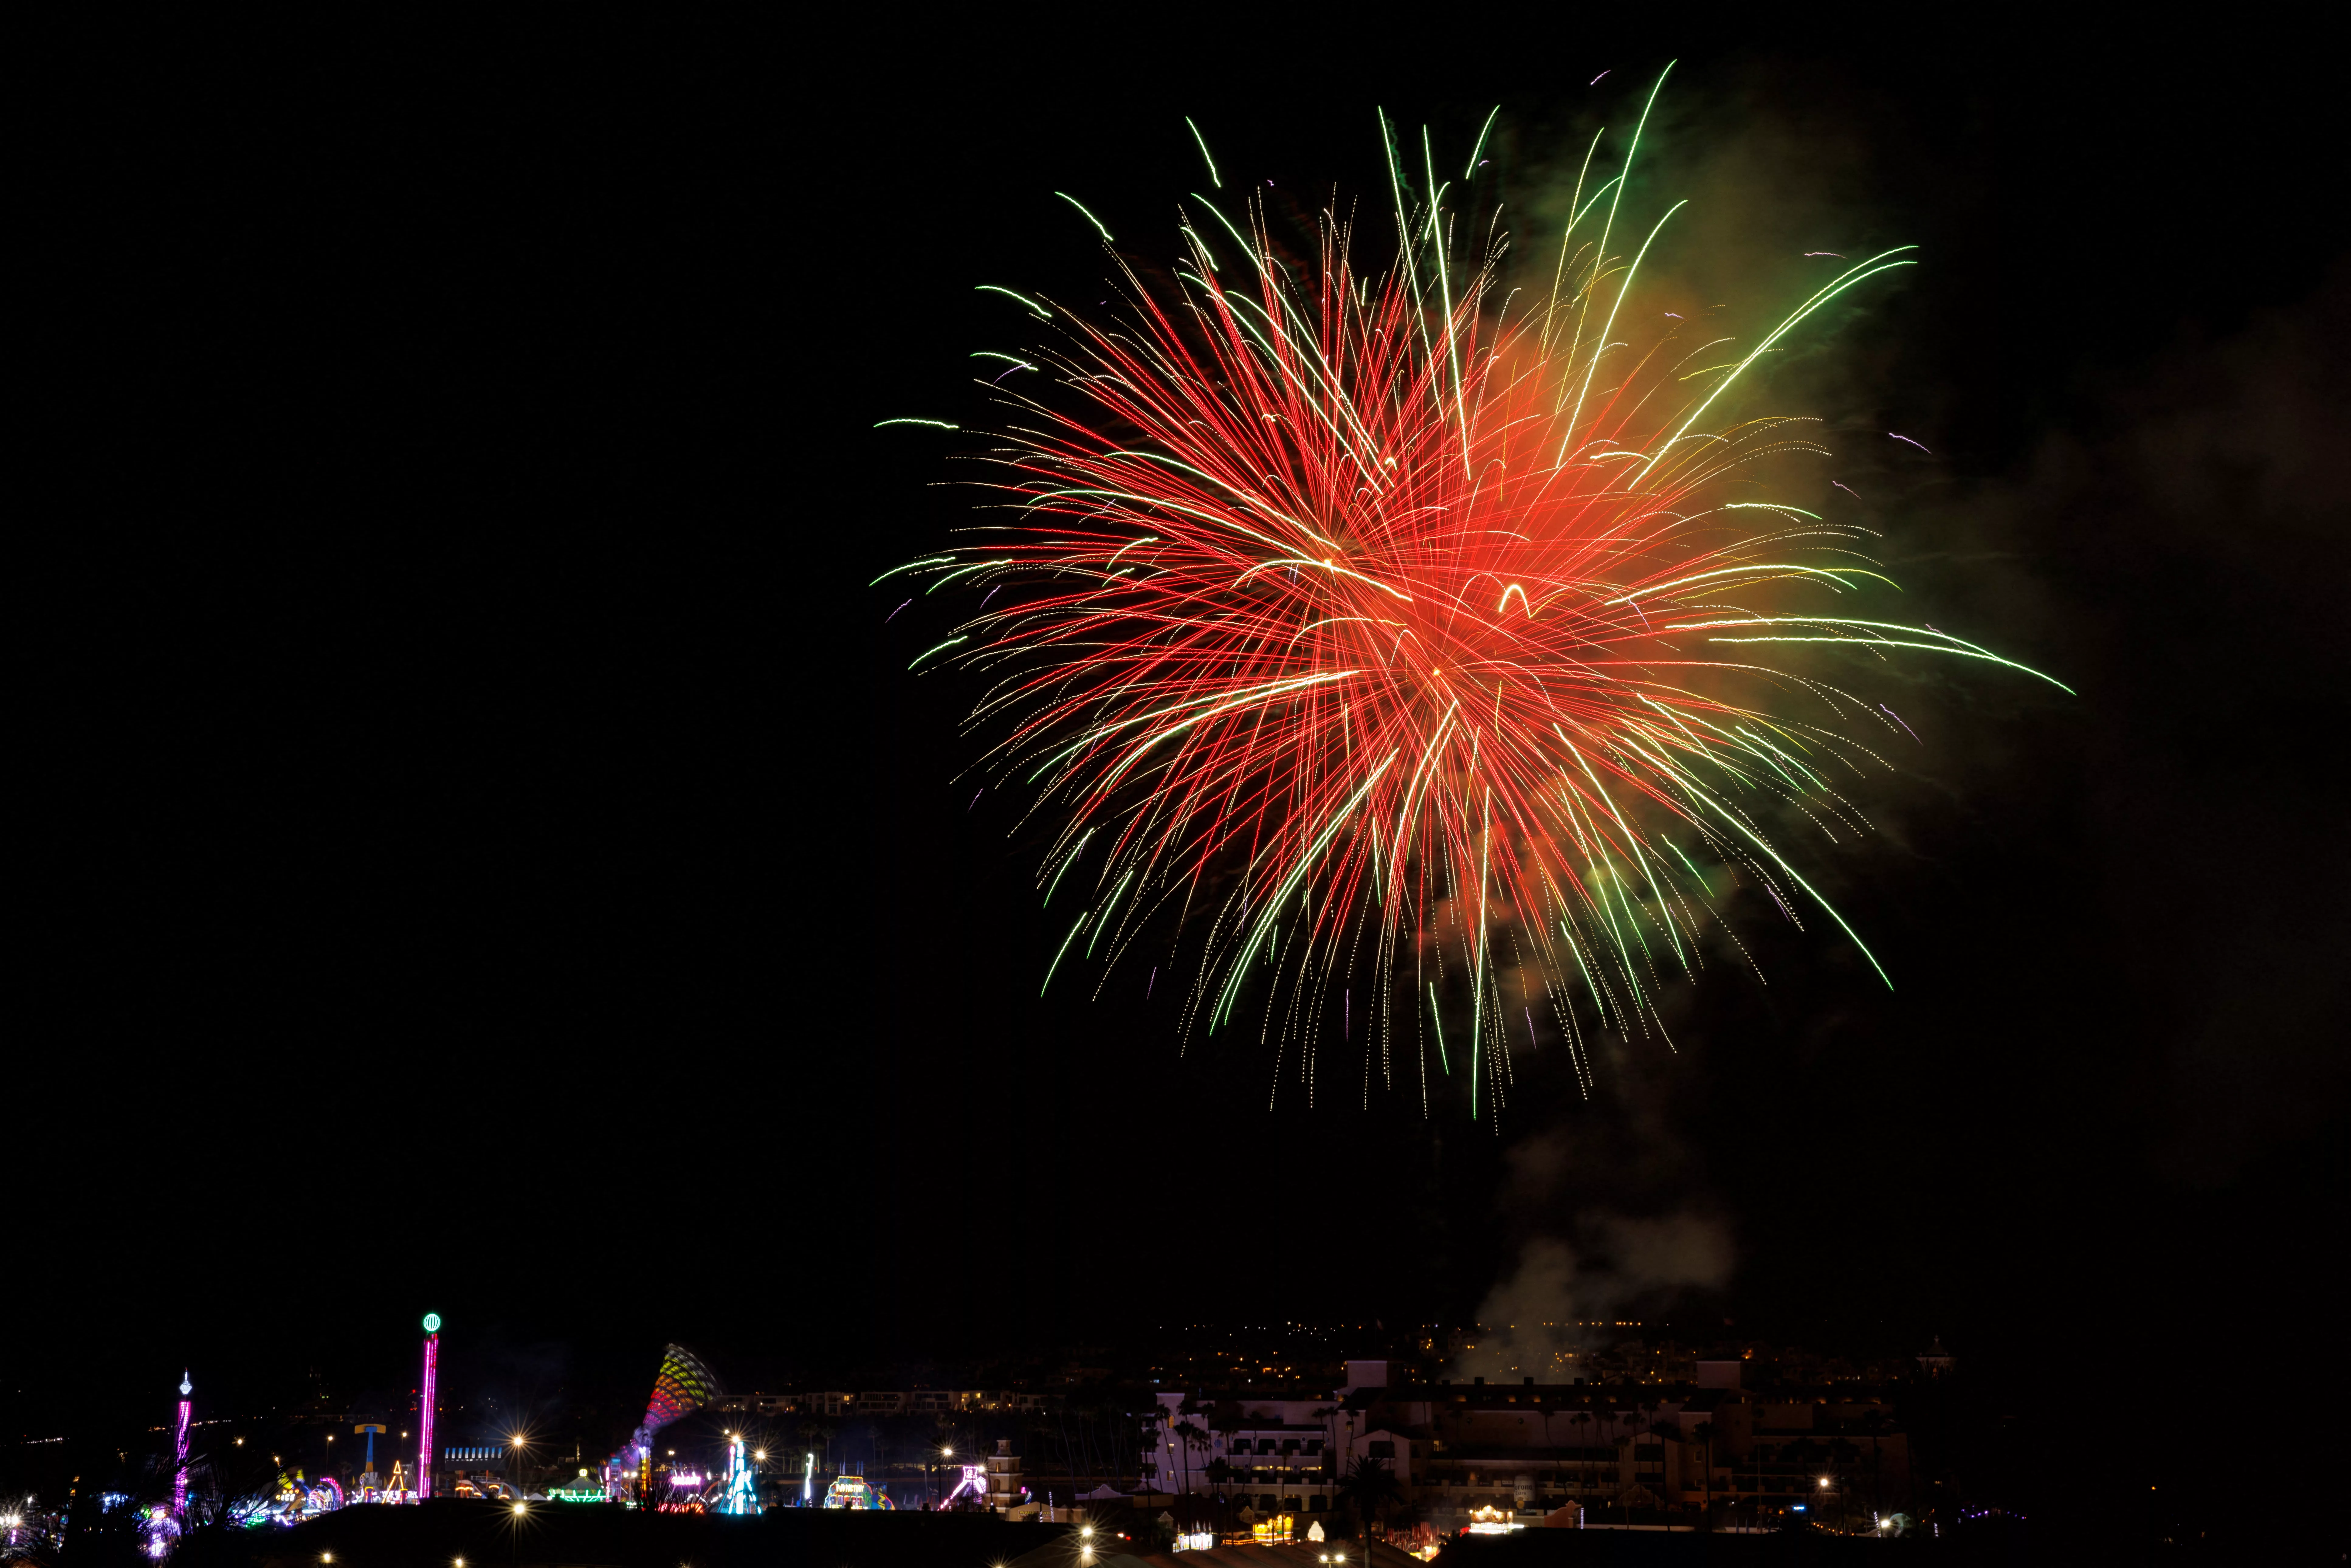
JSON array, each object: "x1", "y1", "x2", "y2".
[{"x1": 884, "y1": 139, "x2": 2054, "y2": 1115}]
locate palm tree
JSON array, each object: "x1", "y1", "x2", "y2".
[
  {"x1": 1691, "y1": 1422, "x2": 1716, "y2": 1526},
  {"x1": 796, "y1": 1418, "x2": 833, "y2": 1483},
  {"x1": 1860, "y1": 1409, "x2": 1889, "y2": 1524},
  {"x1": 1311, "y1": 1404, "x2": 1340, "y2": 1506},
  {"x1": 1208, "y1": 1401, "x2": 1244, "y2": 1523},
  {"x1": 182, "y1": 1428, "x2": 284, "y2": 1545},
  {"x1": 1785, "y1": 1434, "x2": 1824, "y2": 1518},
  {"x1": 1568, "y1": 1411, "x2": 1593, "y2": 1504},
  {"x1": 1831, "y1": 1440, "x2": 1861, "y2": 1531},
  {"x1": 1593, "y1": 1400, "x2": 1626, "y2": 1517},
  {"x1": 1338, "y1": 1451, "x2": 1403, "y2": 1559},
  {"x1": 1636, "y1": 1395, "x2": 1661, "y2": 1499},
  {"x1": 1204, "y1": 1457, "x2": 1233, "y2": 1537},
  {"x1": 1173, "y1": 1421, "x2": 1207, "y2": 1499}
]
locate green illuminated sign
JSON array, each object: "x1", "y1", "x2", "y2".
[{"x1": 422, "y1": 1313, "x2": 442, "y2": 1333}]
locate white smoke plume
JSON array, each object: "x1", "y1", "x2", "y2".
[{"x1": 1449, "y1": 1213, "x2": 1733, "y2": 1384}]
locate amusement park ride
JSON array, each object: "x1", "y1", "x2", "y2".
[{"x1": 143, "y1": 1318, "x2": 955, "y2": 1553}]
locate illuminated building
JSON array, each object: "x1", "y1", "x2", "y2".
[
  {"x1": 1179, "y1": 1354, "x2": 1916, "y2": 1532},
  {"x1": 710, "y1": 1388, "x2": 1052, "y2": 1418},
  {"x1": 983, "y1": 1439, "x2": 1025, "y2": 1513},
  {"x1": 1144, "y1": 1361, "x2": 1408, "y2": 1517}
]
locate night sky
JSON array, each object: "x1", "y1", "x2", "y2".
[{"x1": 19, "y1": 13, "x2": 2347, "y2": 1547}]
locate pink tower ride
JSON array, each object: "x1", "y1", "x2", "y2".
[
  {"x1": 417, "y1": 1313, "x2": 442, "y2": 1500},
  {"x1": 173, "y1": 1371, "x2": 192, "y2": 1516}
]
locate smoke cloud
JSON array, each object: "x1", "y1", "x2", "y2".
[{"x1": 1451, "y1": 1212, "x2": 1733, "y2": 1383}]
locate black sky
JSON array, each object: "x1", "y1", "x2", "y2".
[{"x1": 19, "y1": 10, "x2": 2348, "y2": 1541}]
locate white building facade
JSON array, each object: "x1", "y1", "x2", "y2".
[{"x1": 1142, "y1": 1360, "x2": 1416, "y2": 1518}]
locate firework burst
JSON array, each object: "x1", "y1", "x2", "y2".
[{"x1": 877, "y1": 74, "x2": 2065, "y2": 1121}]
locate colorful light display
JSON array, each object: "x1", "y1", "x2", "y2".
[
  {"x1": 417, "y1": 1313, "x2": 440, "y2": 1501},
  {"x1": 720, "y1": 1436, "x2": 761, "y2": 1517},
  {"x1": 605, "y1": 1344, "x2": 721, "y2": 1491},
  {"x1": 549, "y1": 1469, "x2": 607, "y2": 1503},
  {"x1": 137, "y1": 1503, "x2": 181, "y2": 1560},
  {"x1": 939, "y1": 1463, "x2": 988, "y2": 1509},
  {"x1": 643, "y1": 1343, "x2": 719, "y2": 1429},
  {"x1": 1251, "y1": 1513, "x2": 1298, "y2": 1544},
  {"x1": 172, "y1": 1372, "x2": 191, "y2": 1518},
  {"x1": 1466, "y1": 1503, "x2": 1524, "y2": 1535},
  {"x1": 822, "y1": 1472, "x2": 894, "y2": 1511}
]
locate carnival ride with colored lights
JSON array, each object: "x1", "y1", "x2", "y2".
[
  {"x1": 602, "y1": 1344, "x2": 721, "y2": 1502},
  {"x1": 937, "y1": 1463, "x2": 989, "y2": 1511},
  {"x1": 643, "y1": 1465, "x2": 716, "y2": 1515},
  {"x1": 134, "y1": 1503, "x2": 181, "y2": 1560},
  {"x1": 719, "y1": 1435, "x2": 761, "y2": 1517},
  {"x1": 821, "y1": 1470, "x2": 896, "y2": 1511},
  {"x1": 253, "y1": 1471, "x2": 342, "y2": 1527}
]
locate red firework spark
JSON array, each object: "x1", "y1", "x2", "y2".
[{"x1": 879, "y1": 91, "x2": 2064, "y2": 1119}]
